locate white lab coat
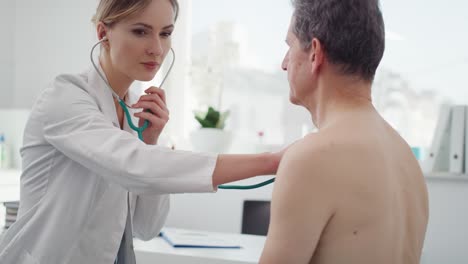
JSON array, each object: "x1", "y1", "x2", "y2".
[{"x1": 0, "y1": 65, "x2": 217, "y2": 264}]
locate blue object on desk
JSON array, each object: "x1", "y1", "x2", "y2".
[{"x1": 160, "y1": 230, "x2": 242, "y2": 249}]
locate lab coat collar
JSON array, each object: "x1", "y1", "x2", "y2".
[
  {"x1": 87, "y1": 62, "x2": 141, "y2": 136},
  {"x1": 87, "y1": 62, "x2": 120, "y2": 128}
]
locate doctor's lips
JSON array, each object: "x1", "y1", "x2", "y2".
[{"x1": 141, "y1": 62, "x2": 160, "y2": 70}]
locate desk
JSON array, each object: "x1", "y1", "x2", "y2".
[{"x1": 135, "y1": 228, "x2": 266, "y2": 264}]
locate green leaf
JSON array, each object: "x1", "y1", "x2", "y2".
[
  {"x1": 205, "y1": 107, "x2": 220, "y2": 125},
  {"x1": 193, "y1": 106, "x2": 228, "y2": 129},
  {"x1": 195, "y1": 116, "x2": 215, "y2": 128}
]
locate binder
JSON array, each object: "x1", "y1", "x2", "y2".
[
  {"x1": 426, "y1": 105, "x2": 452, "y2": 172},
  {"x1": 3, "y1": 202, "x2": 19, "y2": 209},
  {"x1": 464, "y1": 105, "x2": 468, "y2": 174},
  {"x1": 449, "y1": 105, "x2": 465, "y2": 173}
]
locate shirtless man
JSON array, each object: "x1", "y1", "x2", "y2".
[{"x1": 259, "y1": 0, "x2": 429, "y2": 263}]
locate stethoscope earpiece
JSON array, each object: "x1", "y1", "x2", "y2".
[
  {"x1": 89, "y1": 39, "x2": 175, "y2": 141},
  {"x1": 89, "y1": 38, "x2": 274, "y2": 190},
  {"x1": 90, "y1": 39, "x2": 175, "y2": 105}
]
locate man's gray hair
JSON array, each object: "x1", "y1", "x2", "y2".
[{"x1": 291, "y1": 0, "x2": 385, "y2": 81}]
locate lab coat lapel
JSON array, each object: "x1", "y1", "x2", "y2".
[
  {"x1": 88, "y1": 63, "x2": 142, "y2": 208},
  {"x1": 87, "y1": 63, "x2": 120, "y2": 128}
]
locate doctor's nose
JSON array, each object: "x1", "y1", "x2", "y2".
[{"x1": 147, "y1": 38, "x2": 164, "y2": 57}]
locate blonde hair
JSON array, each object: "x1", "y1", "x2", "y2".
[{"x1": 92, "y1": 0, "x2": 179, "y2": 27}]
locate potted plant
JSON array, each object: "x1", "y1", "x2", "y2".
[{"x1": 190, "y1": 106, "x2": 232, "y2": 153}]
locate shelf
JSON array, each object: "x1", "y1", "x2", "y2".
[{"x1": 425, "y1": 172, "x2": 468, "y2": 182}]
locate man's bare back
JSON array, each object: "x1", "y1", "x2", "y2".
[
  {"x1": 259, "y1": 0, "x2": 428, "y2": 262},
  {"x1": 309, "y1": 110, "x2": 428, "y2": 263},
  {"x1": 261, "y1": 108, "x2": 429, "y2": 264}
]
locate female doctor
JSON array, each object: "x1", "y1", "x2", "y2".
[{"x1": 0, "y1": 0, "x2": 284, "y2": 263}]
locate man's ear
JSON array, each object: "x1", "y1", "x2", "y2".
[{"x1": 309, "y1": 38, "x2": 324, "y2": 74}]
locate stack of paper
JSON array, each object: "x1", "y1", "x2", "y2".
[
  {"x1": 160, "y1": 229, "x2": 241, "y2": 249},
  {"x1": 4, "y1": 201, "x2": 19, "y2": 230}
]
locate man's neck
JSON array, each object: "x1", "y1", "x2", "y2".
[{"x1": 304, "y1": 73, "x2": 375, "y2": 130}]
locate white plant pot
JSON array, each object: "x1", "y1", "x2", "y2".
[{"x1": 190, "y1": 128, "x2": 233, "y2": 153}]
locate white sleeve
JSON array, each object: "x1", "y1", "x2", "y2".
[
  {"x1": 132, "y1": 194, "x2": 170, "y2": 241},
  {"x1": 40, "y1": 75, "x2": 217, "y2": 195}
]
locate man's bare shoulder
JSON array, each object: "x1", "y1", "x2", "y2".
[
  {"x1": 280, "y1": 132, "x2": 357, "y2": 174},
  {"x1": 276, "y1": 132, "x2": 356, "y2": 194}
]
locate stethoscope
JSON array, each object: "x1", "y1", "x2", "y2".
[
  {"x1": 90, "y1": 38, "x2": 275, "y2": 190},
  {"x1": 90, "y1": 37, "x2": 175, "y2": 141}
]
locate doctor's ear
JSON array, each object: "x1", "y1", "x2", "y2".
[
  {"x1": 97, "y1": 22, "x2": 110, "y2": 45},
  {"x1": 99, "y1": 33, "x2": 111, "y2": 49},
  {"x1": 99, "y1": 34, "x2": 110, "y2": 50}
]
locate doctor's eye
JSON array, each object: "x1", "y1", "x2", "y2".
[
  {"x1": 132, "y1": 29, "x2": 148, "y2": 37},
  {"x1": 160, "y1": 31, "x2": 173, "y2": 38}
]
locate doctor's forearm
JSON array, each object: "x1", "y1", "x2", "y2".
[{"x1": 212, "y1": 153, "x2": 279, "y2": 187}]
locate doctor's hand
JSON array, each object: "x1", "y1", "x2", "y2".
[
  {"x1": 269, "y1": 142, "x2": 295, "y2": 174},
  {"x1": 132, "y1": 87, "x2": 169, "y2": 145}
]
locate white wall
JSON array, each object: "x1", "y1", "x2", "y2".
[
  {"x1": 165, "y1": 176, "x2": 274, "y2": 233},
  {"x1": 0, "y1": 110, "x2": 30, "y2": 169},
  {"x1": 13, "y1": 0, "x2": 96, "y2": 108},
  {"x1": 0, "y1": 1, "x2": 15, "y2": 108},
  {"x1": 0, "y1": 0, "x2": 96, "y2": 167},
  {"x1": 422, "y1": 178, "x2": 468, "y2": 264}
]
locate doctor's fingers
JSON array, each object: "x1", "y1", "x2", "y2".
[
  {"x1": 133, "y1": 101, "x2": 169, "y2": 120},
  {"x1": 134, "y1": 111, "x2": 168, "y2": 129},
  {"x1": 135, "y1": 94, "x2": 169, "y2": 113},
  {"x1": 144, "y1": 87, "x2": 166, "y2": 104}
]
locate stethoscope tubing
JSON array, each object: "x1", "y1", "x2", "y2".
[
  {"x1": 90, "y1": 39, "x2": 175, "y2": 141},
  {"x1": 90, "y1": 39, "x2": 275, "y2": 190}
]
